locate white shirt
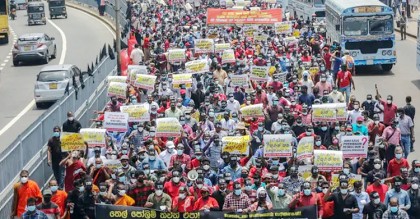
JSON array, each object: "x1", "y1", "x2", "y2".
[
  {"x1": 348, "y1": 109, "x2": 363, "y2": 124},
  {"x1": 130, "y1": 48, "x2": 144, "y2": 65},
  {"x1": 221, "y1": 118, "x2": 237, "y2": 132},
  {"x1": 159, "y1": 149, "x2": 176, "y2": 167},
  {"x1": 226, "y1": 99, "x2": 241, "y2": 113}
]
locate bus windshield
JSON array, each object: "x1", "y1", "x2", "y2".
[
  {"x1": 0, "y1": 0, "x2": 7, "y2": 15},
  {"x1": 314, "y1": 0, "x2": 324, "y2": 6},
  {"x1": 369, "y1": 15, "x2": 393, "y2": 35},
  {"x1": 28, "y1": 5, "x2": 44, "y2": 13},
  {"x1": 343, "y1": 17, "x2": 368, "y2": 36}
]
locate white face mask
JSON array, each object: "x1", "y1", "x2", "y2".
[
  {"x1": 322, "y1": 188, "x2": 329, "y2": 194},
  {"x1": 412, "y1": 183, "x2": 419, "y2": 190},
  {"x1": 179, "y1": 193, "x2": 186, "y2": 199},
  {"x1": 21, "y1": 177, "x2": 28, "y2": 184},
  {"x1": 118, "y1": 190, "x2": 126, "y2": 196},
  {"x1": 374, "y1": 164, "x2": 381, "y2": 170},
  {"x1": 374, "y1": 198, "x2": 380, "y2": 204},
  {"x1": 155, "y1": 190, "x2": 163, "y2": 196}
]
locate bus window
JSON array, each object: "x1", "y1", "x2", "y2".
[
  {"x1": 314, "y1": 0, "x2": 324, "y2": 6},
  {"x1": 0, "y1": 0, "x2": 6, "y2": 15},
  {"x1": 343, "y1": 17, "x2": 368, "y2": 36},
  {"x1": 369, "y1": 15, "x2": 393, "y2": 35},
  {"x1": 315, "y1": 11, "x2": 325, "y2": 17}
]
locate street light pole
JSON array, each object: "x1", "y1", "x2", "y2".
[{"x1": 114, "y1": 0, "x2": 122, "y2": 75}]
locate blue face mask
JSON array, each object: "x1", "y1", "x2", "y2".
[
  {"x1": 390, "y1": 206, "x2": 398, "y2": 213},
  {"x1": 321, "y1": 127, "x2": 327, "y2": 131},
  {"x1": 133, "y1": 125, "x2": 138, "y2": 129},
  {"x1": 119, "y1": 176, "x2": 126, "y2": 182},
  {"x1": 304, "y1": 189, "x2": 311, "y2": 196},
  {"x1": 234, "y1": 189, "x2": 242, "y2": 196},
  {"x1": 53, "y1": 132, "x2": 60, "y2": 137},
  {"x1": 278, "y1": 189, "x2": 285, "y2": 196},
  {"x1": 27, "y1": 205, "x2": 36, "y2": 212},
  {"x1": 395, "y1": 153, "x2": 403, "y2": 159},
  {"x1": 272, "y1": 160, "x2": 279, "y2": 165},
  {"x1": 50, "y1": 186, "x2": 58, "y2": 192}
]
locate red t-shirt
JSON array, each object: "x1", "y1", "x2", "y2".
[
  {"x1": 337, "y1": 70, "x2": 352, "y2": 88},
  {"x1": 366, "y1": 183, "x2": 389, "y2": 202},
  {"x1": 387, "y1": 158, "x2": 410, "y2": 177},
  {"x1": 172, "y1": 196, "x2": 195, "y2": 212},
  {"x1": 64, "y1": 161, "x2": 86, "y2": 192},
  {"x1": 164, "y1": 181, "x2": 186, "y2": 201}
]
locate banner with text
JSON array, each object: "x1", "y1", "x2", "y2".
[
  {"x1": 107, "y1": 76, "x2": 127, "y2": 83},
  {"x1": 185, "y1": 60, "x2": 210, "y2": 74},
  {"x1": 222, "y1": 49, "x2": 236, "y2": 64},
  {"x1": 207, "y1": 8, "x2": 283, "y2": 25},
  {"x1": 312, "y1": 103, "x2": 337, "y2": 122},
  {"x1": 60, "y1": 132, "x2": 85, "y2": 152},
  {"x1": 275, "y1": 21, "x2": 292, "y2": 34},
  {"x1": 296, "y1": 136, "x2": 314, "y2": 160},
  {"x1": 127, "y1": 65, "x2": 148, "y2": 84},
  {"x1": 103, "y1": 112, "x2": 129, "y2": 132},
  {"x1": 134, "y1": 74, "x2": 157, "y2": 90},
  {"x1": 168, "y1": 49, "x2": 186, "y2": 63},
  {"x1": 314, "y1": 150, "x2": 343, "y2": 171},
  {"x1": 222, "y1": 135, "x2": 250, "y2": 155},
  {"x1": 120, "y1": 104, "x2": 150, "y2": 122},
  {"x1": 341, "y1": 135, "x2": 369, "y2": 158},
  {"x1": 214, "y1": 43, "x2": 231, "y2": 53},
  {"x1": 250, "y1": 66, "x2": 269, "y2": 82},
  {"x1": 156, "y1": 118, "x2": 182, "y2": 137},
  {"x1": 107, "y1": 82, "x2": 127, "y2": 99},
  {"x1": 80, "y1": 128, "x2": 106, "y2": 147},
  {"x1": 194, "y1": 39, "x2": 214, "y2": 54},
  {"x1": 263, "y1": 134, "x2": 293, "y2": 157},
  {"x1": 172, "y1": 73, "x2": 193, "y2": 89},
  {"x1": 240, "y1": 103, "x2": 264, "y2": 118}
]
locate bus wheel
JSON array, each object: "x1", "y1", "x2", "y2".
[{"x1": 382, "y1": 64, "x2": 393, "y2": 72}]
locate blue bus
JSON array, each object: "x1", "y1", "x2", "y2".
[{"x1": 325, "y1": 0, "x2": 396, "y2": 71}]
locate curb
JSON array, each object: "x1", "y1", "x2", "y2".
[
  {"x1": 394, "y1": 28, "x2": 417, "y2": 38},
  {"x1": 65, "y1": 1, "x2": 116, "y2": 33}
]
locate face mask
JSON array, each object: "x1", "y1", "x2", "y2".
[
  {"x1": 68, "y1": 117, "x2": 74, "y2": 121},
  {"x1": 412, "y1": 184, "x2": 419, "y2": 190},
  {"x1": 177, "y1": 150, "x2": 183, "y2": 155},
  {"x1": 415, "y1": 168, "x2": 420, "y2": 173},
  {"x1": 99, "y1": 191, "x2": 107, "y2": 196},
  {"x1": 367, "y1": 99, "x2": 372, "y2": 103},
  {"x1": 333, "y1": 89, "x2": 337, "y2": 93},
  {"x1": 234, "y1": 189, "x2": 242, "y2": 196},
  {"x1": 258, "y1": 127, "x2": 264, "y2": 131},
  {"x1": 179, "y1": 193, "x2": 186, "y2": 199},
  {"x1": 53, "y1": 132, "x2": 60, "y2": 137},
  {"x1": 172, "y1": 177, "x2": 180, "y2": 183},
  {"x1": 395, "y1": 153, "x2": 403, "y2": 160},
  {"x1": 155, "y1": 190, "x2": 163, "y2": 196},
  {"x1": 122, "y1": 150, "x2": 128, "y2": 155},
  {"x1": 149, "y1": 156, "x2": 156, "y2": 161},
  {"x1": 245, "y1": 185, "x2": 252, "y2": 191},
  {"x1": 343, "y1": 168, "x2": 350, "y2": 175},
  {"x1": 273, "y1": 101, "x2": 279, "y2": 105},
  {"x1": 354, "y1": 105, "x2": 359, "y2": 110},
  {"x1": 229, "y1": 97, "x2": 234, "y2": 102},
  {"x1": 27, "y1": 205, "x2": 36, "y2": 212},
  {"x1": 180, "y1": 120, "x2": 185, "y2": 125},
  {"x1": 374, "y1": 164, "x2": 381, "y2": 170},
  {"x1": 78, "y1": 186, "x2": 85, "y2": 192},
  {"x1": 197, "y1": 184, "x2": 203, "y2": 189},
  {"x1": 203, "y1": 165, "x2": 210, "y2": 170},
  {"x1": 119, "y1": 176, "x2": 126, "y2": 182},
  {"x1": 111, "y1": 155, "x2": 117, "y2": 160},
  {"x1": 320, "y1": 78, "x2": 326, "y2": 82},
  {"x1": 371, "y1": 198, "x2": 380, "y2": 204},
  {"x1": 315, "y1": 141, "x2": 321, "y2": 146},
  {"x1": 144, "y1": 169, "x2": 150, "y2": 175},
  {"x1": 185, "y1": 115, "x2": 191, "y2": 119},
  {"x1": 340, "y1": 189, "x2": 348, "y2": 195},
  {"x1": 306, "y1": 131, "x2": 311, "y2": 136},
  {"x1": 138, "y1": 127, "x2": 143, "y2": 132},
  {"x1": 390, "y1": 206, "x2": 398, "y2": 213},
  {"x1": 322, "y1": 188, "x2": 329, "y2": 194},
  {"x1": 278, "y1": 189, "x2": 285, "y2": 196},
  {"x1": 387, "y1": 100, "x2": 392, "y2": 104},
  {"x1": 321, "y1": 126, "x2": 327, "y2": 131},
  {"x1": 21, "y1": 177, "x2": 28, "y2": 184},
  {"x1": 118, "y1": 190, "x2": 126, "y2": 196},
  {"x1": 50, "y1": 185, "x2": 58, "y2": 192},
  {"x1": 96, "y1": 164, "x2": 103, "y2": 169},
  {"x1": 149, "y1": 131, "x2": 156, "y2": 137}
]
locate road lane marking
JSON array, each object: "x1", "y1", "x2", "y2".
[
  {"x1": 0, "y1": 63, "x2": 5, "y2": 66},
  {"x1": 0, "y1": 19, "x2": 68, "y2": 137}
]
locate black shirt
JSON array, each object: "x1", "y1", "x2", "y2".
[
  {"x1": 404, "y1": 104, "x2": 416, "y2": 121},
  {"x1": 407, "y1": 189, "x2": 420, "y2": 217},
  {"x1": 362, "y1": 100, "x2": 376, "y2": 119},
  {"x1": 327, "y1": 192, "x2": 359, "y2": 219},
  {"x1": 212, "y1": 190, "x2": 229, "y2": 211},
  {"x1": 62, "y1": 120, "x2": 82, "y2": 133},
  {"x1": 47, "y1": 137, "x2": 63, "y2": 163},
  {"x1": 362, "y1": 201, "x2": 387, "y2": 219}
]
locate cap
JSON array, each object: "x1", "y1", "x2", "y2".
[
  {"x1": 43, "y1": 189, "x2": 52, "y2": 196},
  {"x1": 166, "y1": 141, "x2": 175, "y2": 148},
  {"x1": 356, "y1": 116, "x2": 364, "y2": 122},
  {"x1": 180, "y1": 89, "x2": 186, "y2": 95},
  {"x1": 120, "y1": 155, "x2": 129, "y2": 160},
  {"x1": 236, "y1": 122, "x2": 246, "y2": 130},
  {"x1": 201, "y1": 186, "x2": 210, "y2": 192}
]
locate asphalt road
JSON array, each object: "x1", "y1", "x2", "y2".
[
  {"x1": 0, "y1": 5, "x2": 114, "y2": 151},
  {"x1": 352, "y1": 36, "x2": 420, "y2": 162}
]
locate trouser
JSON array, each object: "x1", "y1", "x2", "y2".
[
  {"x1": 99, "y1": 5, "x2": 105, "y2": 16},
  {"x1": 52, "y1": 162, "x2": 65, "y2": 188},
  {"x1": 401, "y1": 25, "x2": 407, "y2": 39},
  {"x1": 401, "y1": 134, "x2": 411, "y2": 158},
  {"x1": 339, "y1": 85, "x2": 351, "y2": 104}
]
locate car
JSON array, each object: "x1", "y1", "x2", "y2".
[
  {"x1": 12, "y1": 33, "x2": 56, "y2": 66},
  {"x1": 34, "y1": 64, "x2": 82, "y2": 108}
]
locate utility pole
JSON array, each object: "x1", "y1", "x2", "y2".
[{"x1": 113, "y1": 0, "x2": 122, "y2": 75}]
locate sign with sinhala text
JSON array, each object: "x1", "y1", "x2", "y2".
[
  {"x1": 263, "y1": 134, "x2": 293, "y2": 157},
  {"x1": 341, "y1": 135, "x2": 369, "y2": 158},
  {"x1": 103, "y1": 112, "x2": 129, "y2": 132},
  {"x1": 314, "y1": 150, "x2": 343, "y2": 171},
  {"x1": 156, "y1": 118, "x2": 182, "y2": 137},
  {"x1": 222, "y1": 135, "x2": 250, "y2": 155},
  {"x1": 60, "y1": 132, "x2": 85, "y2": 152},
  {"x1": 80, "y1": 128, "x2": 106, "y2": 147}
]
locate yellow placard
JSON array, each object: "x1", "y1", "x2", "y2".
[
  {"x1": 243, "y1": 26, "x2": 258, "y2": 37},
  {"x1": 194, "y1": 39, "x2": 214, "y2": 54},
  {"x1": 297, "y1": 136, "x2": 314, "y2": 160},
  {"x1": 336, "y1": 103, "x2": 347, "y2": 121},
  {"x1": 214, "y1": 43, "x2": 231, "y2": 53},
  {"x1": 103, "y1": 159, "x2": 123, "y2": 171},
  {"x1": 107, "y1": 76, "x2": 127, "y2": 83},
  {"x1": 253, "y1": 33, "x2": 269, "y2": 41},
  {"x1": 120, "y1": 104, "x2": 150, "y2": 122},
  {"x1": 229, "y1": 74, "x2": 248, "y2": 87},
  {"x1": 275, "y1": 22, "x2": 292, "y2": 34},
  {"x1": 309, "y1": 67, "x2": 319, "y2": 78},
  {"x1": 127, "y1": 65, "x2": 148, "y2": 84},
  {"x1": 172, "y1": 73, "x2": 193, "y2": 89},
  {"x1": 312, "y1": 103, "x2": 337, "y2": 122},
  {"x1": 80, "y1": 128, "x2": 106, "y2": 147},
  {"x1": 293, "y1": 30, "x2": 300, "y2": 37},
  {"x1": 156, "y1": 118, "x2": 182, "y2": 137},
  {"x1": 134, "y1": 74, "x2": 156, "y2": 90},
  {"x1": 168, "y1": 49, "x2": 186, "y2": 63},
  {"x1": 331, "y1": 174, "x2": 362, "y2": 190},
  {"x1": 250, "y1": 66, "x2": 269, "y2": 82},
  {"x1": 263, "y1": 134, "x2": 293, "y2": 157},
  {"x1": 107, "y1": 82, "x2": 127, "y2": 99},
  {"x1": 222, "y1": 49, "x2": 235, "y2": 64},
  {"x1": 222, "y1": 135, "x2": 250, "y2": 155},
  {"x1": 185, "y1": 60, "x2": 209, "y2": 74},
  {"x1": 240, "y1": 103, "x2": 264, "y2": 118},
  {"x1": 314, "y1": 150, "x2": 343, "y2": 172},
  {"x1": 60, "y1": 132, "x2": 85, "y2": 152}
]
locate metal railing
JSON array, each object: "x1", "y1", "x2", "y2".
[{"x1": 0, "y1": 54, "x2": 117, "y2": 219}]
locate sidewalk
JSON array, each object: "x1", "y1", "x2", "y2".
[{"x1": 395, "y1": 9, "x2": 419, "y2": 38}]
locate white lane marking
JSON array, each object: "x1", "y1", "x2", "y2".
[
  {"x1": 6, "y1": 56, "x2": 10, "y2": 59},
  {"x1": 4, "y1": 59, "x2": 8, "y2": 63},
  {"x1": 0, "y1": 63, "x2": 5, "y2": 67},
  {"x1": 0, "y1": 18, "x2": 68, "y2": 137}
]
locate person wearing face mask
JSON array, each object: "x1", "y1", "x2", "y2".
[
  {"x1": 375, "y1": 93, "x2": 398, "y2": 126},
  {"x1": 382, "y1": 197, "x2": 410, "y2": 219},
  {"x1": 291, "y1": 116, "x2": 306, "y2": 136},
  {"x1": 328, "y1": 85, "x2": 345, "y2": 103},
  {"x1": 86, "y1": 146, "x2": 107, "y2": 167},
  {"x1": 306, "y1": 166, "x2": 326, "y2": 190},
  {"x1": 324, "y1": 180, "x2": 359, "y2": 219},
  {"x1": 221, "y1": 111, "x2": 236, "y2": 132},
  {"x1": 298, "y1": 85, "x2": 316, "y2": 108},
  {"x1": 251, "y1": 122, "x2": 271, "y2": 154},
  {"x1": 159, "y1": 141, "x2": 177, "y2": 167},
  {"x1": 350, "y1": 181, "x2": 370, "y2": 219},
  {"x1": 109, "y1": 182, "x2": 135, "y2": 206},
  {"x1": 271, "y1": 113, "x2": 285, "y2": 133},
  {"x1": 21, "y1": 197, "x2": 48, "y2": 219},
  {"x1": 362, "y1": 191, "x2": 387, "y2": 219},
  {"x1": 88, "y1": 158, "x2": 111, "y2": 186},
  {"x1": 193, "y1": 186, "x2": 219, "y2": 211},
  {"x1": 66, "y1": 179, "x2": 89, "y2": 219},
  {"x1": 118, "y1": 155, "x2": 136, "y2": 183},
  {"x1": 315, "y1": 181, "x2": 335, "y2": 219},
  {"x1": 226, "y1": 93, "x2": 241, "y2": 113},
  {"x1": 289, "y1": 181, "x2": 323, "y2": 218},
  {"x1": 211, "y1": 179, "x2": 229, "y2": 211},
  {"x1": 48, "y1": 180, "x2": 67, "y2": 218},
  {"x1": 362, "y1": 94, "x2": 376, "y2": 119},
  {"x1": 246, "y1": 189, "x2": 273, "y2": 212},
  {"x1": 368, "y1": 114, "x2": 385, "y2": 145},
  {"x1": 407, "y1": 177, "x2": 420, "y2": 218},
  {"x1": 168, "y1": 144, "x2": 191, "y2": 172},
  {"x1": 266, "y1": 182, "x2": 292, "y2": 210},
  {"x1": 223, "y1": 155, "x2": 243, "y2": 181},
  {"x1": 222, "y1": 181, "x2": 252, "y2": 212},
  {"x1": 60, "y1": 151, "x2": 86, "y2": 192},
  {"x1": 165, "y1": 101, "x2": 183, "y2": 118},
  {"x1": 282, "y1": 166, "x2": 305, "y2": 195},
  {"x1": 352, "y1": 116, "x2": 368, "y2": 136},
  {"x1": 62, "y1": 111, "x2": 82, "y2": 133},
  {"x1": 47, "y1": 126, "x2": 65, "y2": 189},
  {"x1": 163, "y1": 170, "x2": 186, "y2": 200},
  {"x1": 172, "y1": 186, "x2": 194, "y2": 213},
  {"x1": 384, "y1": 176, "x2": 411, "y2": 211},
  {"x1": 396, "y1": 108, "x2": 414, "y2": 158},
  {"x1": 10, "y1": 170, "x2": 43, "y2": 219},
  {"x1": 313, "y1": 135, "x2": 328, "y2": 150},
  {"x1": 409, "y1": 160, "x2": 420, "y2": 178},
  {"x1": 314, "y1": 73, "x2": 332, "y2": 95},
  {"x1": 129, "y1": 123, "x2": 147, "y2": 147},
  {"x1": 387, "y1": 146, "x2": 409, "y2": 178},
  {"x1": 347, "y1": 100, "x2": 363, "y2": 124},
  {"x1": 127, "y1": 170, "x2": 155, "y2": 207},
  {"x1": 142, "y1": 148, "x2": 167, "y2": 172},
  {"x1": 37, "y1": 189, "x2": 61, "y2": 219},
  {"x1": 80, "y1": 179, "x2": 96, "y2": 218}
]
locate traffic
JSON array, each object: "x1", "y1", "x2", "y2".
[{"x1": 2, "y1": 0, "x2": 420, "y2": 218}]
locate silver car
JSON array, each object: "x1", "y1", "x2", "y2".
[
  {"x1": 12, "y1": 33, "x2": 56, "y2": 66},
  {"x1": 34, "y1": 64, "x2": 81, "y2": 108}
]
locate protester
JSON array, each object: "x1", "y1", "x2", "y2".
[{"x1": 11, "y1": 170, "x2": 42, "y2": 219}]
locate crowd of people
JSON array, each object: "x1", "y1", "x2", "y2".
[{"x1": 9, "y1": 0, "x2": 420, "y2": 219}]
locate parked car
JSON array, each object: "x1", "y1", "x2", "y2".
[
  {"x1": 34, "y1": 64, "x2": 82, "y2": 108},
  {"x1": 12, "y1": 33, "x2": 56, "y2": 66}
]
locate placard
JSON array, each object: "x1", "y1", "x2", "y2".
[
  {"x1": 314, "y1": 150, "x2": 343, "y2": 171},
  {"x1": 103, "y1": 112, "x2": 129, "y2": 132},
  {"x1": 243, "y1": 26, "x2": 258, "y2": 37},
  {"x1": 103, "y1": 159, "x2": 123, "y2": 171},
  {"x1": 127, "y1": 65, "x2": 148, "y2": 84},
  {"x1": 168, "y1": 49, "x2": 186, "y2": 63},
  {"x1": 172, "y1": 73, "x2": 193, "y2": 89},
  {"x1": 263, "y1": 134, "x2": 293, "y2": 157},
  {"x1": 107, "y1": 76, "x2": 127, "y2": 83},
  {"x1": 341, "y1": 135, "x2": 369, "y2": 158},
  {"x1": 309, "y1": 67, "x2": 319, "y2": 78},
  {"x1": 222, "y1": 49, "x2": 235, "y2": 64},
  {"x1": 120, "y1": 104, "x2": 150, "y2": 122},
  {"x1": 229, "y1": 74, "x2": 249, "y2": 88},
  {"x1": 296, "y1": 136, "x2": 314, "y2": 160},
  {"x1": 134, "y1": 74, "x2": 156, "y2": 90},
  {"x1": 60, "y1": 132, "x2": 85, "y2": 152},
  {"x1": 240, "y1": 103, "x2": 264, "y2": 118},
  {"x1": 80, "y1": 128, "x2": 106, "y2": 147},
  {"x1": 156, "y1": 118, "x2": 182, "y2": 137},
  {"x1": 336, "y1": 103, "x2": 347, "y2": 121},
  {"x1": 250, "y1": 66, "x2": 269, "y2": 82},
  {"x1": 312, "y1": 103, "x2": 337, "y2": 122},
  {"x1": 222, "y1": 135, "x2": 250, "y2": 155},
  {"x1": 194, "y1": 39, "x2": 214, "y2": 54},
  {"x1": 214, "y1": 43, "x2": 231, "y2": 53},
  {"x1": 275, "y1": 21, "x2": 293, "y2": 34},
  {"x1": 185, "y1": 60, "x2": 210, "y2": 74},
  {"x1": 107, "y1": 82, "x2": 127, "y2": 99},
  {"x1": 253, "y1": 33, "x2": 269, "y2": 41}
]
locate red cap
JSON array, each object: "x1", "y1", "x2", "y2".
[
  {"x1": 180, "y1": 89, "x2": 186, "y2": 95},
  {"x1": 356, "y1": 116, "x2": 364, "y2": 122}
]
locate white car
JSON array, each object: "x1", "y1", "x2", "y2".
[{"x1": 34, "y1": 64, "x2": 81, "y2": 108}]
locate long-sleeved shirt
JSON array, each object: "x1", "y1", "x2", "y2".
[
  {"x1": 350, "y1": 191, "x2": 370, "y2": 219},
  {"x1": 384, "y1": 189, "x2": 411, "y2": 210}
]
